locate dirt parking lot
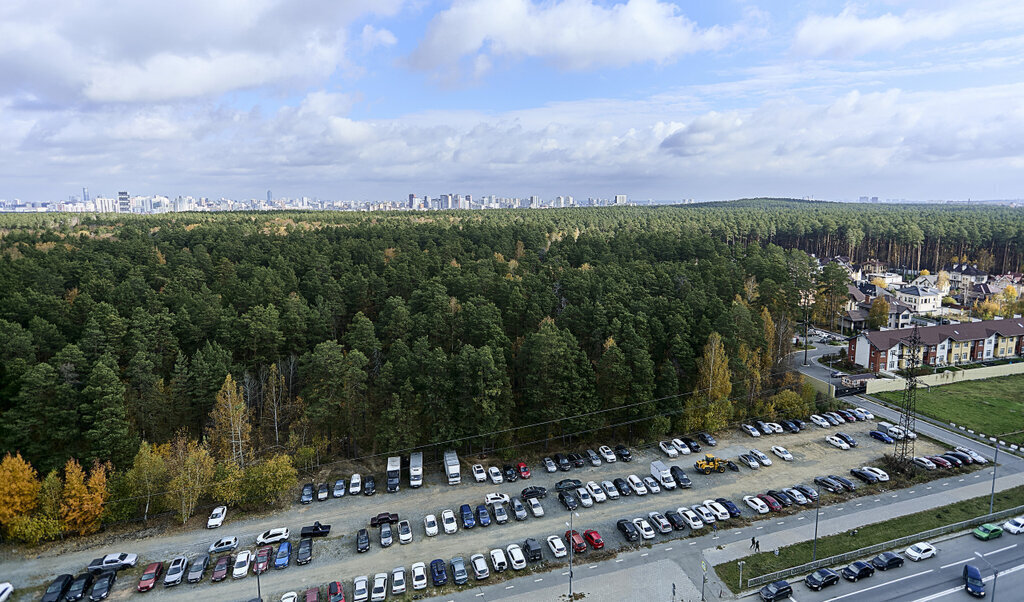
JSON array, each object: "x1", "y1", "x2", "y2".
[{"x1": 6, "y1": 421, "x2": 950, "y2": 602}]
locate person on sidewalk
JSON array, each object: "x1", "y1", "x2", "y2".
[
  {"x1": 750, "y1": 536, "x2": 756, "y2": 549},
  {"x1": 755, "y1": 540, "x2": 760, "y2": 552}
]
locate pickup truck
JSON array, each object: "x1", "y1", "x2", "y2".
[
  {"x1": 299, "y1": 521, "x2": 332, "y2": 538},
  {"x1": 370, "y1": 512, "x2": 399, "y2": 527},
  {"x1": 88, "y1": 553, "x2": 138, "y2": 574}
]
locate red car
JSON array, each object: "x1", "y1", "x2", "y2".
[
  {"x1": 757, "y1": 493, "x2": 782, "y2": 512},
  {"x1": 517, "y1": 462, "x2": 531, "y2": 479},
  {"x1": 583, "y1": 529, "x2": 604, "y2": 550},
  {"x1": 565, "y1": 530, "x2": 587, "y2": 554},
  {"x1": 928, "y1": 456, "x2": 952, "y2": 469},
  {"x1": 304, "y1": 587, "x2": 320, "y2": 602},
  {"x1": 211, "y1": 555, "x2": 232, "y2": 582},
  {"x1": 253, "y1": 545, "x2": 273, "y2": 574},
  {"x1": 137, "y1": 562, "x2": 163, "y2": 592}
]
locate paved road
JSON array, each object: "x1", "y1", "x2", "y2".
[
  {"x1": 796, "y1": 531, "x2": 1024, "y2": 602},
  {"x1": 791, "y1": 342, "x2": 847, "y2": 390}
]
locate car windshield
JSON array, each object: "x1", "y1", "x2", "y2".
[
  {"x1": 168, "y1": 564, "x2": 182, "y2": 575},
  {"x1": 235, "y1": 557, "x2": 246, "y2": 568},
  {"x1": 142, "y1": 569, "x2": 157, "y2": 579},
  {"x1": 70, "y1": 580, "x2": 85, "y2": 593},
  {"x1": 967, "y1": 576, "x2": 983, "y2": 586}
]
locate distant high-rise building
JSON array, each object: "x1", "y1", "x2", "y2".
[
  {"x1": 82, "y1": 187, "x2": 89, "y2": 202},
  {"x1": 117, "y1": 191, "x2": 130, "y2": 213},
  {"x1": 267, "y1": 190, "x2": 272, "y2": 203},
  {"x1": 408, "y1": 193, "x2": 415, "y2": 209},
  {"x1": 614, "y1": 194, "x2": 627, "y2": 205}
]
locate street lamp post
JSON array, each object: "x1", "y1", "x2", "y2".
[
  {"x1": 974, "y1": 551, "x2": 998, "y2": 601},
  {"x1": 255, "y1": 566, "x2": 262, "y2": 602},
  {"x1": 812, "y1": 491, "x2": 821, "y2": 561},
  {"x1": 803, "y1": 301, "x2": 810, "y2": 367},
  {"x1": 737, "y1": 560, "x2": 745, "y2": 590},
  {"x1": 565, "y1": 512, "x2": 579, "y2": 598},
  {"x1": 990, "y1": 438, "x2": 1000, "y2": 515}
]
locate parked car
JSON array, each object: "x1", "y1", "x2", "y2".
[
  {"x1": 716, "y1": 497, "x2": 743, "y2": 516},
  {"x1": 489, "y1": 548, "x2": 508, "y2": 572},
  {"x1": 441, "y1": 509, "x2": 458, "y2": 534},
  {"x1": 411, "y1": 562, "x2": 427, "y2": 590},
  {"x1": 430, "y1": 559, "x2": 447, "y2": 587},
  {"x1": 210, "y1": 556, "x2": 231, "y2": 582},
  {"x1": 363, "y1": 475, "x2": 376, "y2": 495},
  {"x1": 973, "y1": 523, "x2": 1003, "y2": 540},
  {"x1": 691, "y1": 504, "x2": 717, "y2": 523},
  {"x1": 828, "y1": 474, "x2": 857, "y2": 492},
  {"x1": 584, "y1": 529, "x2": 604, "y2": 549},
  {"x1": 813, "y1": 476, "x2": 843, "y2": 493},
  {"x1": 256, "y1": 528, "x2": 290, "y2": 545},
  {"x1": 632, "y1": 518, "x2": 656, "y2": 540},
  {"x1": 850, "y1": 468, "x2": 879, "y2": 483},
  {"x1": 872, "y1": 551, "x2": 905, "y2": 570},
  {"x1": 585, "y1": 450, "x2": 601, "y2": 467},
  {"x1": 543, "y1": 457, "x2": 558, "y2": 472},
  {"x1": 617, "y1": 519, "x2": 640, "y2": 541},
  {"x1": 300, "y1": 483, "x2": 314, "y2": 504},
  {"x1": 792, "y1": 484, "x2": 818, "y2": 501},
  {"x1": 163, "y1": 556, "x2": 188, "y2": 586},
  {"x1": 470, "y1": 554, "x2": 489, "y2": 580},
  {"x1": 558, "y1": 491, "x2": 578, "y2": 511},
  {"x1": 349, "y1": 473, "x2": 362, "y2": 495},
  {"x1": 759, "y1": 580, "x2": 792, "y2": 601},
  {"x1": 671, "y1": 466, "x2": 693, "y2": 488},
  {"x1": 503, "y1": 464, "x2": 519, "y2": 482},
  {"x1": 613, "y1": 477, "x2": 631, "y2": 497},
  {"x1": 327, "y1": 581, "x2": 344, "y2": 602},
  {"x1": 476, "y1": 504, "x2": 492, "y2": 527},
  {"x1": 781, "y1": 488, "x2": 809, "y2": 505},
  {"x1": 659, "y1": 440, "x2": 679, "y2": 458},
  {"x1": 738, "y1": 454, "x2": 759, "y2": 469},
  {"x1": 332, "y1": 478, "x2": 346, "y2": 497},
  {"x1": 252, "y1": 546, "x2": 272, "y2": 574},
  {"x1": 518, "y1": 461, "x2": 532, "y2": 478},
  {"x1": 554, "y1": 453, "x2": 571, "y2": 471},
  {"x1": 905, "y1": 541, "x2": 937, "y2": 561},
  {"x1": 527, "y1": 497, "x2": 545, "y2": 517},
  {"x1": 741, "y1": 423, "x2": 761, "y2": 437},
  {"x1": 869, "y1": 430, "x2": 894, "y2": 443},
  {"x1": 576, "y1": 487, "x2": 594, "y2": 507},
  {"x1": 841, "y1": 561, "x2": 875, "y2": 582},
  {"x1": 678, "y1": 508, "x2": 704, "y2": 529},
  {"x1": 626, "y1": 474, "x2": 648, "y2": 495},
  {"x1": 744, "y1": 495, "x2": 769, "y2": 514},
  {"x1": 88, "y1": 572, "x2": 116, "y2": 601},
  {"x1": 750, "y1": 448, "x2": 772, "y2": 466},
  {"x1": 472, "y1": 464, "x2": 486, "y2": 482},
  {"x1": 586, "y1": 481, "x2": 607, "y2": 503},
  {"x1": 274, "y1": 542, "x2": 291, "y2": 569},
  {"x1": 42, "y1": 575, "x2": 74, "y2": 602},
  {"x1": 642, "y1": 476, "x2": 661, "y2": 494},
  {"x1": 765, "y1": 490, "x2": 793, "y2": 507},
  {"x1": 836, "y1": 432, "x2": 858, "y2": 447},
  {"x1": 232, "y1": 550, "x2": 252, "y2": 579},
  {"x1": 296, "y1": 538, "x2": 313, "y2": 565},
  {"x1": 352, "y1": 575, "x2": 368, "y2": 602},
  {"x1": 614, "y1": 444, "x2": 632, "y2": 461},
  {"x1": 207, "y1": 506, "x2": 227, "y2": 528},
  {"x1": 450, "y1": 557, "x2": 468, "y2": 585},
  {"x1": 1003, "y1": 516, "x2": 1024, "y2": 534},
  {"x1": 379, "y1": 522, "x2": 393, "y2": 547},
  {"x1": 826, "y1": 435, "x2": 850, "y2": 450},
  {"x1": 568, "y1": 452, "x2": 586, "y2": 468},
  {"x1": 356, "y1": 528, "x2": 370, "y2": 553},
  {"x1": 137, "y1": 563, "x2": 163, "y2": 592},
  {"x1": 209, "y1": 536, "x2": 238, "y2": 554},
  {"x1": 810, "y1": 415, "x2": 830, "y2": 428},
  {"x1": 371, "y1": 572, "x2": 389, "y2": 600},
  {"x1": 698, "y1": 432, "x2": 717, "y2": 446},
  {"x1": 804, "y1": 568, "x2": 839, "y2": 591},
  {"x1": 955, "y1": 446, "x2": 988, "y2": 464},
  {"x1": 316, "y1": 483, "x2": 329, "y2": 501},
  {"x1": 521, "y1": 486, "x2": 547, "y2": 499},
  {"x1": 66, "y1": 574, "x2": 95, "y2": 602},
  {"x1": 771, "y1": 446, "x2": 793, "y2": 461},
  {"x1": 648, "y1": 511, "x2": 673, "y2": 533},
  {"x1": 862, "y1": 466, "x2": 890, "y2": 481},
  {"x1": 598, "y1": 445, "x2": 617, "y2": 462},
  {"x1": 565, "y1": 530, "x2": 587, "y2": 553}
]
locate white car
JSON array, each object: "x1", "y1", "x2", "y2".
[
  {"x1": 350, "y1": 473, "x2": 362, "y2": 495},
  {"x1": 741, "y1": 423, "x2": 761, "y2": 437},
  {"x1": 527, "y1": 497, "x2": 544, "y2": 517},
  {"x1": 913, "y1": 456, "x2": 936, "y2": 470},
  {"x1": 397, "y1": 519, "x2": 413, "y2": 544},
  {"x1": 743, "y1": 495, "x2": 770, "y2": 514},
  {"x1": 782, "y1": 488, "x2": 809, "y2": 505},
  {"x1": 739, "y1": 454, "x2": 759, "y2": 469},
  {"x1": 207, "y1": 506, "x2": 227, "y2": 528},
  {"x1": 163, "y1": 555, "x2": 188, "y2": 586},
  {"x1": 659, "y1": 440, "x2": 679, "y2": 458},
  {"x1": 470, "y1": 554, "x2": 489, "y2": 580},
  {"x1": 586, "y1": 481, "x2": 607, "y2": 503},
  {"x1": 1003, "y1": 517, "x2": 1024, "y2": 534},
  {"x1": 547, "y1": 534, "x2": 568, "y2": 558},
  {"x1": 956, "y1": 446, "x2": 989, "y2": 464},
  {"x1": 256, "y1": 527, "x2": 289, "y2": 545},
  {"x1": 678, "y1": 508, "x2": 704, "y2": 529},
  {"x1": 371, "y1": 572, "x2": 388, "y2": 601},
  {"x1": 648, "y1": 511, "x2": 673, "y2": 534},
  {"x1": 0, "y1": 584, "x2": 12, "y2": 602},
  {"x1": 750, "y1": 449, "x2": 773, "y2": 466},
  {"x1": 484, "y1": 492, "x2": 510, "y2": 505},
  {"x1": 672, "y1": 438, "x2": 692, "y2": 455},
  {"x1": 441, "y1": 509, "x2": 458, "y2": 534},
  {"x1": 411, "y1": 562, "x2": 427, "y2": 590},
  {"x1": 643, "y1": 476, "x2": 661, "y2": 494},
  {"x1": 472, "y1": 464, "x2": 487, "y2": 482},
  {"x1": 489, "y1": 548, "x2": 508, "y2": 572},
  {"x1": 771, "y1": 446, "x2": 793, "y2": 461},
  {"x1": 423, "y1": 514, "x2": 439, "y2": 536},
  {"x1": 576, "y1": 487, "x2": 594, "y2": 507},
  {"x1": 232, "y1": 550, "x2": 252, "y2": 579},
  {"x1": 826, "y1": 435, "x2": 850, "y2": 450},
  {"x1": 810, "y1": 414, "x2": 830, "y2": 428},
  {"x1": 627, "y1": 474, "x2": 648, "y2": 496},
  {"x1": 862, "y1": 466, "x2": 890, "y2": 482},
  {"x1": 905, "y1": 542, "x2": 937, "y2": 561},
  {"x1": 766, "y1": 422, "x2": 783, "y2": 433},
  {"x1": 353, "y1": 576, "x2": 369, "y2": 602},
  {"x1": 702, "y1": 500, "x2": 730, "y2": 521},
  {"x1": 392, "y1": 566, "x2": 406, "y2": 595},
  {"x1": 209, "y1": 536, "x2": 239, "y2": 553},
  {"x1": 691, "y1": 504, "x2": 716, "y2": 524},
  {"x1": 598, "y1": 445, "x2": 617, "y2": 462},
  {"x1": 507, "y1": 544, "x2": 527, "y2": 570},
  {"x1": 632, "y1": 518, "x2": 656, "y2": 540},
  {"x1": 854, "y1": 407, "x2": 875, "y2": 420},
  {"x1": 281, "y1": 593, "x2": 298, "y2": 602},
  {"x1": 601, "y1": 480, "x2": 620, "y2": 500},
  {"x1": 488, "y1": 466, "x2": 503, "y2": 484}
]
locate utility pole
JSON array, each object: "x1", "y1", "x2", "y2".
[
  {"x1": 990, "y1": 439, "x2": 1000, "y2": 515},
  {"x1": 812, "y1": 491, "x2": 821, "y2": 561}
]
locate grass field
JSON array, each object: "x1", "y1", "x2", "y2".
[
  {"x1": 715, "y1": 485, "x2": 1024, "y2": 592},
  {"x1": 875, "y1": 374, "x2": 1024, "y2": 445}
]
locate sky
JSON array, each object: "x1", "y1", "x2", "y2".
[{"x1": 2, "y1": 0, "x2": 1024, "y2": 202}]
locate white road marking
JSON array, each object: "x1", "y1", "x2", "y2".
[
  {"x1": 958, "y1": 478, "x2": 965, "y2": 482},
  {"x1": 562, "y1": 571, "x2": 570, "y2": 575},
  {"x1": 909, "y1": 490, "x2": 915, "y2": 494},
  {"x1": 615, "y1": 559, "x2": 625, "y2": 563},
  {"x1": 756, "y1": 526, "x2": 764, "y2": 530},
  {"x1": 940, "y1": 558, "x2": 972, "y2": 569},
  {"x1": 943, "y1": 482, "x2": 949, "y2": 486},
  {"x1": 505, "y1": 585, "x2": 514, "y2": 589},
  {"x1": 797, "y1": 517, "x2": 806, "y2": 520},
  {"x1": 534, "y1": 578, "x2": 544, "y2": 582},
  {"x1": 689, "y1": 541, "x2": 697, "y2": 545},
  {"x1": 824, "y1": 569, "x2": 933, "y2": 601},
  {"x1": 665, "y1": 547, "x2": 673, "y2": 551},
  {"x1": 892, "y1": 494, "x2": 898, "y2": 498},
  {"x1": 476, "y1": 593, "x2": 485, "y2": 597},
  {"x1": 926, "y1": 487, "x2": 932, "y2": 490},
  {"x1": 984, "y1": 543, "x2": 1017, "y2": 556},
  {"x1": 837, "y1": 507, "x2": 844, "y2": 511},
  {"x1": 974, "y1": 474, "x2": 981, "y2": 478},
  {"x1": 856, "y1": 503, "x2": 862, "y2": 507},
  {"x1": 777, "y1": 521, "x2": 785, "y2": 525},
  {"x1": 589, "y1": 565, "x2": 598, "y2": 569},
  {"x1": 874, "y1": 499, "x2": 881, "y2": 502},
  {"x1": 734, "y1": 531, "x2": 743, "y2": 535},
  {"x1": 641, "y1": 553, "x2": 649, "y2": 557}
]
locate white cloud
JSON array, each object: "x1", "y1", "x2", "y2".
[
  {"x1": 360, "y1": 25, "x2": 398, "y2": 52},
  {"x1": 410, "y1": 0, "x2": 746, "y2": 77}
]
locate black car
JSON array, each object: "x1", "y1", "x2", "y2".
[
  {"x1": 42, "y1": 574, "x2": 74, "y2": 602},
  {"x1": 617, "y1": 519, "x2": 639, "y2": 541},
  {"x1": 363, "y1": 475, "x2": 376, "y2": 495},
  {"x1": 65, "y1": 573, "x2": 94, "y2": 602},
  {"x1": 759, "y1": 580, "x2": 792, "y2": 601},
  {"x1": 521, "y1": 486, "x2": 547, "y2": 499},
  {"x1": 793, "y1": 483, "x2": 819, "y2": 501},
  {"x1": 842, "y1": 561, "x2": 875, "y2": 582},
  {"x1": 503, "y1": 464, "x2": 519, "y2": 482},
  {"x1": 558, "y1": 491, "x2": 578, "y2": 511},
  {"x1": 814, "y1": 476, "x2": 843, "y2": 493},
  {"x1": 670, "y1": 466, "x2": 692, "y2": 488},
  {"x1": 554, "y1": 453, "x2": 571, "y2": 471},
  {"x1": 665, "y1": 511, "x2": 688, "y2": 530},
  {"x1": 716, "y1": 498, "x2": 743, "y2": 517},
  {"x1": 296, "y1": 537, "x2": 313, "y2": 565},
  {"x1": 755, "y1": 420, "x2": 772, "y2": 435},
  {"x1": 850, "y1": 468, "x2": 878, "y2": 484},
  {"x1": 555, "y1": 478, "x2": 583, "y2": 493},
  {"x1": 614, "y1": 444, "x2": 632, "y2": 462},
  {"x1": 804, "y1": 568, "x2": 840, "y2": 591},
  {"x1": 300, "y1": 482, "x2": 314, "y2": 504},
  {"x1": 186, "y1": 554, "x2": 210, "y2": 583},
  {"x1": 780, "y1": 420, "x2": 799, "y2": 433},
  {"x1": 792, "y1": 419, "x2": 807, "y2": 430},
  {"x1": 698, "y1": 432, "x2": 717, "y2": 446},
  {"x1": 681, "y1": 437, "x2": 701, "y2": 453},
  {"x1": 612, "y1": 477, "x2": 631, "y2": 496},
  {"x1": 766, "y1": 490, "x2": 794, "y2": 506},
  {"x1": 947, "y1": 450, "x2": 973, "y2": 465},
  {"x1": 88, "y1": 571, "x2": 116, "y2": 601},
  {"x1": 828, "y1": 474, "x2": 857, "y2": 492},
  {"x1": 356, "y1": 529, "x2": 370, "y2": 553},
  {"x1": 317, "y1": 482, "x2": 330, "y2": 501},
  {"x1": 871, "y1": 551, "x2": 905, "y2": 571},
  {"x1": 725, "y1": 460, "x2": 739, "y2": 472},
  {"x1": 836, "y1": 432, "x2": 858, "y2": 448},
  {"x1": 940, "y1": 454, "x2": 963, "y2": 468},
  {"x1": 568, "y1": 453, "x2": 586, "y2": 468}
]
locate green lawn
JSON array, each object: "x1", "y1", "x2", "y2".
[
  {"x1": 875, "y1": 374, "x2": 1024, "y2": 445},
  {"x1": 715, "y1": 485, "x2": 1024, "y2": 592}
]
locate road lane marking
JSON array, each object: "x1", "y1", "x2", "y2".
[
  {"x1": 926, "y1": 487, "x2": 932, "y2": 490},
  {"x1": 984, "y1": 543, "x2": 1017, "y2": 556},
  {"x1": 615, "y1": 559, "x2": 625, "y2": 563},
  {"x1": 562, "y1": 572, "x2": 570, "y2": 575},
  {"x1": 856, "y1": 503, "x2": 862, "y2": 507},
  {"x1": 777, "y1": 521, "x2": 785, "y2": 525},
  {"x1": 974, "y1": 474, "x2": 981, "y2": 478},
  {"x1": 734, "y1": 531, "x2": 743, "y2": 534},
  {"x1": 666, "y1": 547, "x2": 673, "y2": 551},
  {"x1": 824, "y1": 569, "x2": 933, "y2": 602},
  {"x1": 958, "y1": 478, "x2": 965, "y2": 482},
  {"x1": 943, "y1": 482, "x2": 949, "y2": 486},
  {"x1": 940, "y1": 558, "x2": 972, "y2": 569},
  {"x1": 837, "y1": 507, "x2": 844, "y2": 511},
  {"x1": 689, "y1": 541, "x2": 697, "y2": 545},
  {"x1": 641, "y1": 553, "x2": 649, "y2": 557},
  {"x1": 756, "y1": 526, "x2": 764, "y2": 530},
  {"x1": 909, "y1": 490, "x2": 915, "y2": 494},
  {"x1": 534, "y1": 578, "x2": 544, "y2": 582},
  {"x1": 589, "y1": 565, "x2": 598, "y2": 569},
  {"x1": 892, "y1": 494, "x2": 898, "y2": 498},
  {"x1": 797, "y1": 516, "x2": 806, "y2": 520},
  {"x1": 505, "y1": 585, "x2": 514, "y2": 589},
  {"x1": 476, "y1": 593, "x2": 485, "y2": 597},
  {"x1": 874, "y1": 499, "x2": 881, "y2": 502}
]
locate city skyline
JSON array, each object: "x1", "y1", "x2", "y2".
[{"x1": 2, "y1": 1, "x2": 1024, "y2": 202}]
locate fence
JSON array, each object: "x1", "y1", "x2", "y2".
[
  {"x1": 864, "y1": 361, "x2": 1024, "y2": 394},
  {"x1": 746, "y1": 502, "x2": 1024, "y2": 588}
]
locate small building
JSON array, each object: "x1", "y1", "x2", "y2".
[
  {"x1": 910, "y1": 274, "x2": 950, "y2": 295},
  {"x1": 848, "y1": 318, "x2": 1024, "y2": 372},
  {"x1": 893, "y1": 285, "x2": 943, "y2": 314},
  {"x1": 945, "y1": 264, "x2": 989, "y2": 290}
]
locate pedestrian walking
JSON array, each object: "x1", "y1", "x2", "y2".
[
  {"x1": 750, "y1": 536, "x2": 756, "y2": 549},
  {"x1": 755, "y1": 540, "x2": 760, "y2": 552}
]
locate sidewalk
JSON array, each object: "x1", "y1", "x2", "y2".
[{"x1": 704, "y1": 471, "x2": 1024, "y2": 567}]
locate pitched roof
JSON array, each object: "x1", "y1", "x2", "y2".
[
  {"x1": 863, "y1": 319, "x2": 1024, "y2": 351},
  {"x1": 847, "y1": 284, "x2": 867, "y2": 303},
  {"x1": 896, "y1": 285, "x2": 943, "y2": 297}
]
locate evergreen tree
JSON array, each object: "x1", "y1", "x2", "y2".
[{"x1": 83, "y1": 354, "x2": 138, "y2": 467}]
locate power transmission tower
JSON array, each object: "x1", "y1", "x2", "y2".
[{"x1": 895, "y1": 326, "x2": 921, "y2": 468}]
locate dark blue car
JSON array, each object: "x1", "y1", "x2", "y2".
[
  {"x1": 715, "y1": 497, "x2": 743, "y2": 517},
  {"x1": 274, "y1": 541, "x2": 291, "y2": 569},
  {"x1": 476, "y1": 504, "x2": 491, "y2": 527},
  {"x1": 460, "y1": 504, "x2": 476, "y2": 529},
  {"x1": 963, "y1": 564, "x2": 984, "y2": 597},
  {"x1": 869, "y1": 430, "x2": 894, "y2": 444},
  {"x1": 430, "y1": 559, "x2": 448, "y2": 586}
]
